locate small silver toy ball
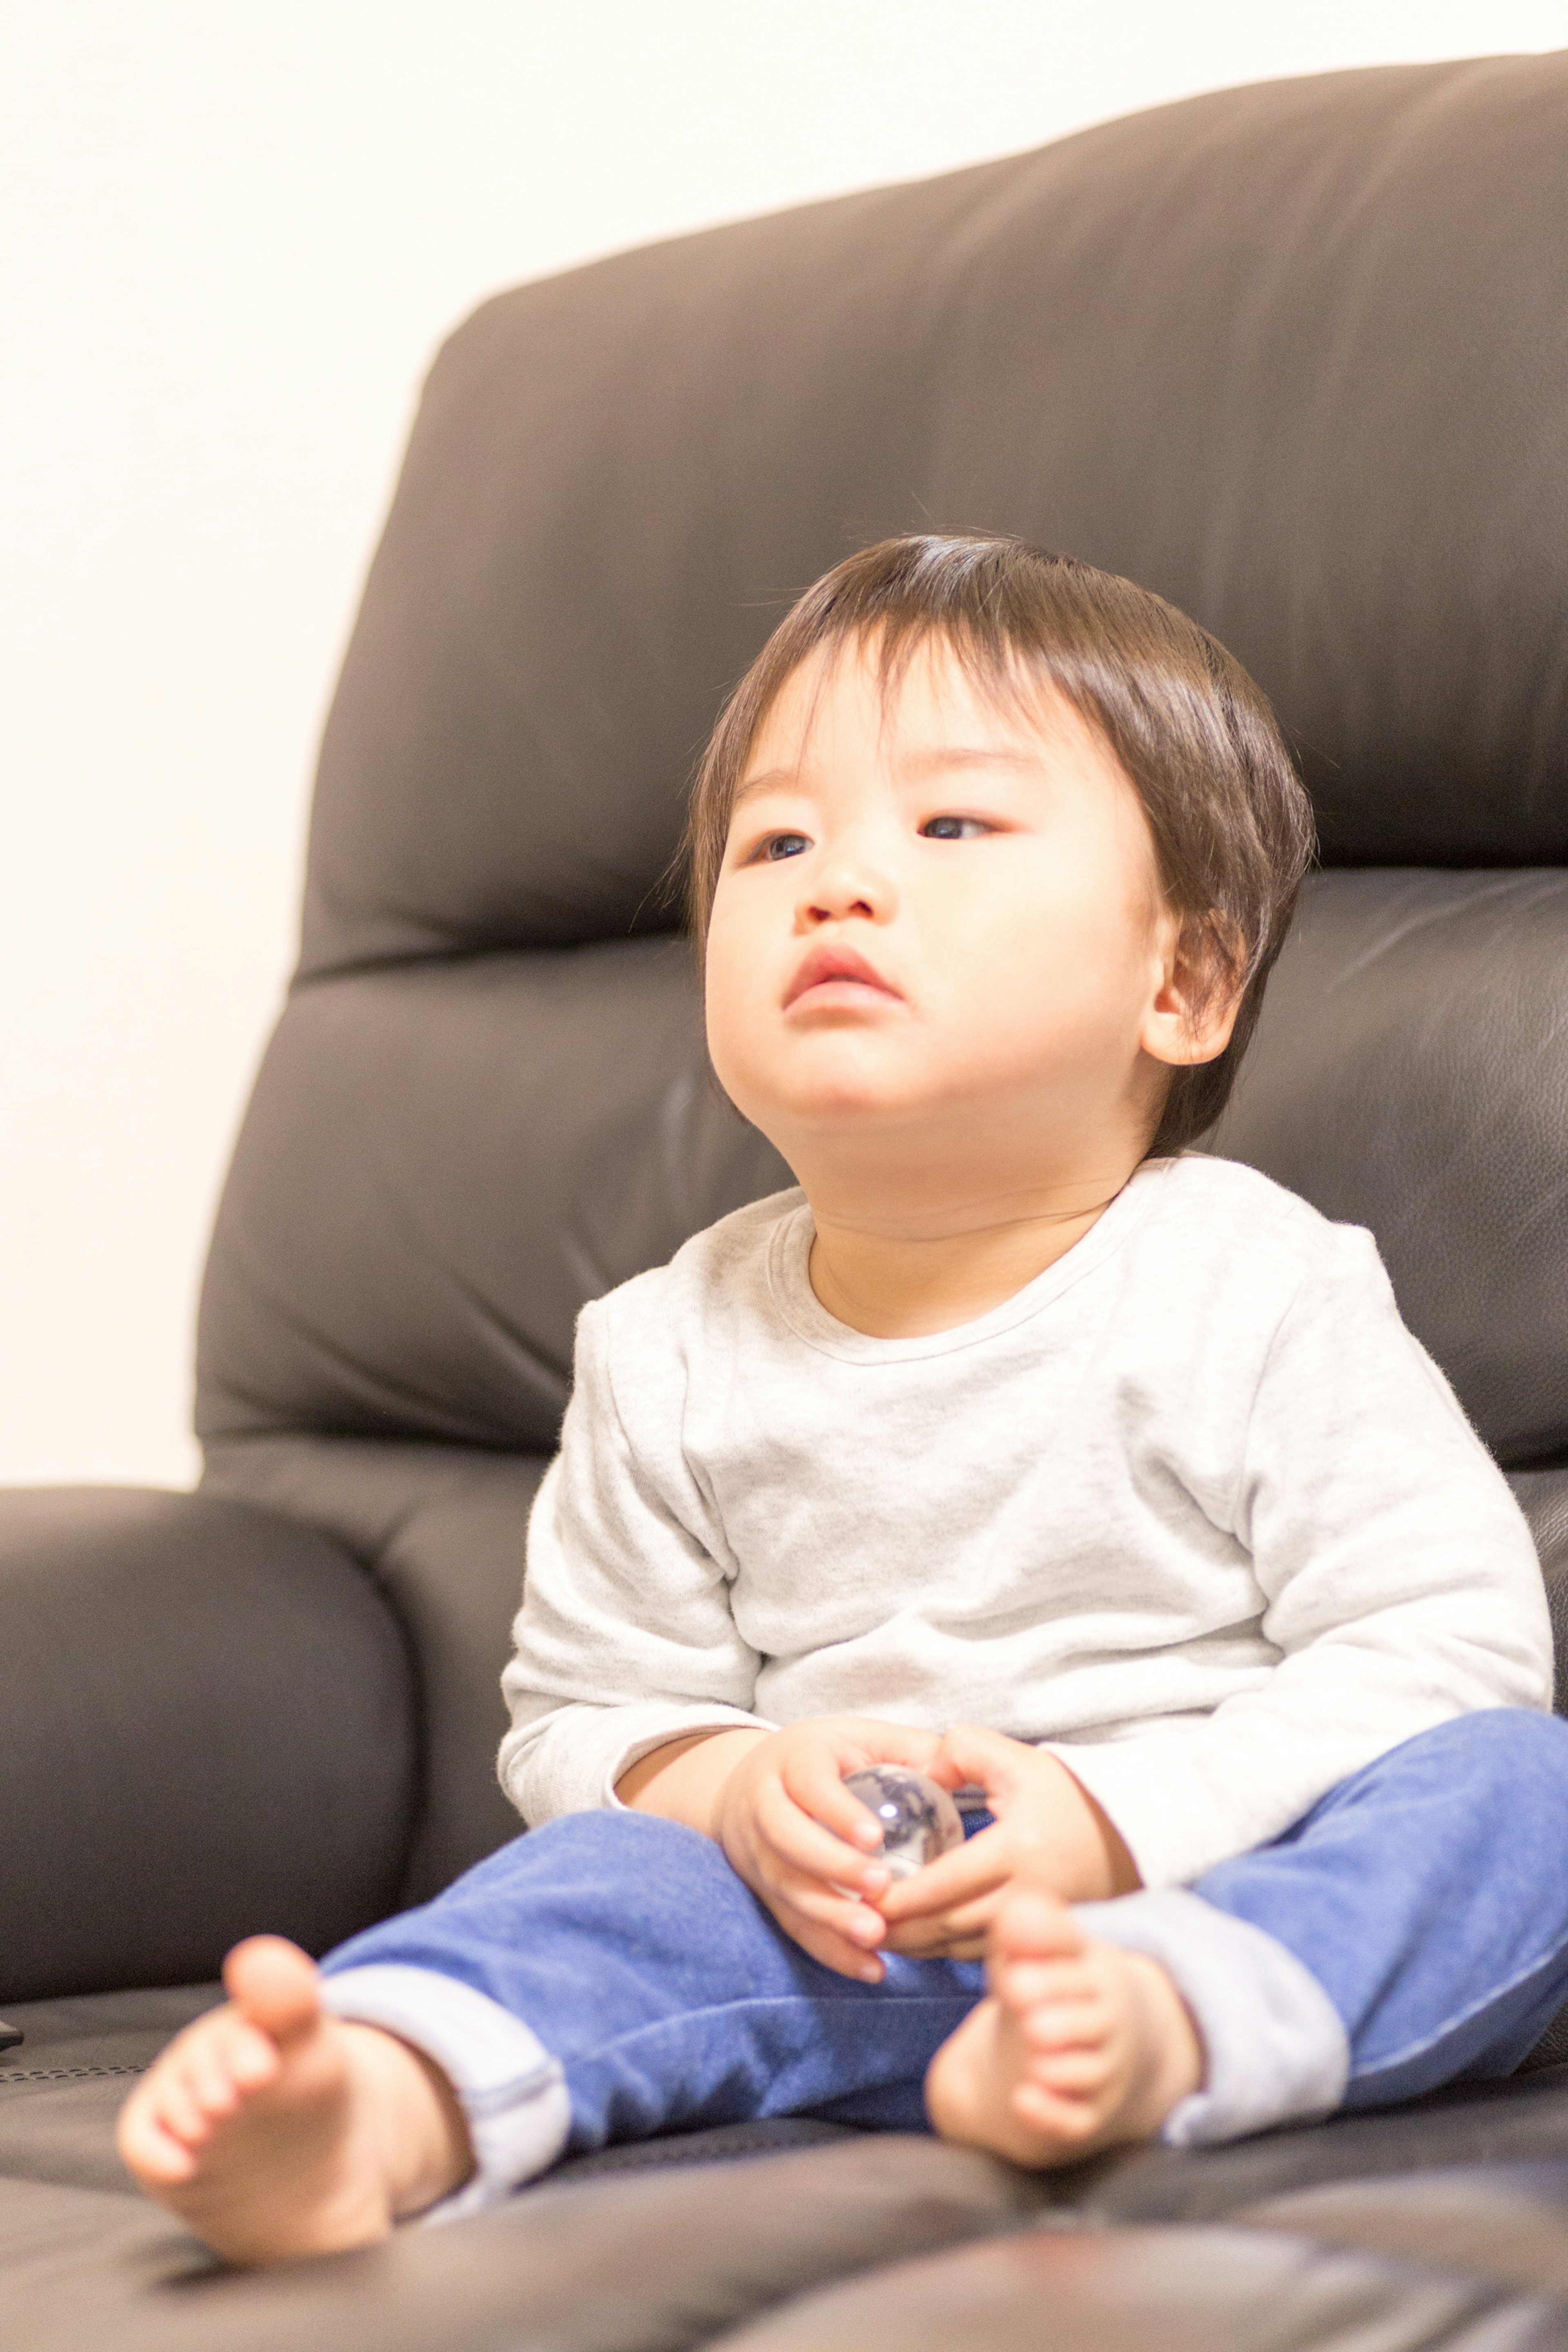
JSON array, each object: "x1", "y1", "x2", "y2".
[{"x1": 843, "y1": 1766, "x2": 964, "y2": 1879}]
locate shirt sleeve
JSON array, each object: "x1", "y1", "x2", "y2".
[
  {"x1": 497, "y1": 1297, "x2": 774, "y2": 1824},
  {"x1": 1048, "y1": 1224, "x2": 1553, "y2": 1889}
]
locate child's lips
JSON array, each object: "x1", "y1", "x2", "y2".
[{"x1": 783, "y1": 943, "x2": 903, "y2": 1011}]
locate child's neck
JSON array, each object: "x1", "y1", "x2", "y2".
[{"x1": 803, "y1": 1173, "x2": 1137, "y2": 1339}]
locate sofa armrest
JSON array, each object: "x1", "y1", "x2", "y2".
[{"x1": 0, "y1": 1487, "x2": 416, "y2": 2002}]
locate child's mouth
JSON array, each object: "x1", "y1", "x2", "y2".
[{"x1": 783, "y1": 943, "x2": 902, "y2": 1011}]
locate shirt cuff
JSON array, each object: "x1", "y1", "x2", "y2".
[
  {"x1": 319, "y1": 1964, "x2": 571, "y2": 2217},
  {"x1": 599, "y1": 1712, "x2": 779, "y2": 1809},
  {"x1": 1044, "y1": 1732, "x2": 1325, "y2": 1889},
  {"x1": 502, "y1": 1700, "x2": 776, "y2": 1822}
]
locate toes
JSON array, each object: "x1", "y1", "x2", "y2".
[
  {"x1": 217, "y1": 2016, "x2": 284, "y2": 2094},
  {"x1": 118, "y1": 2101, "x2": 199, "y2": 2186},
  {"x1": 156, "y1": 2069, "x2": 217, "y2": 2150},
  {"x1": 1011, "y1": 2080, "x2": 1103, "y2": 2144},
  {"x1": 1016, "y1": 1996, "x2": 1110, "y2": 2054},
  {"x1": 222, "y1": 1937, "x2": 322, "y2": 2042},
  {"x1": 119, "y1": 2006, "x2": 283, "y2": 2182},
  {"x1": 996, "y1": 1957, "x2": 1100, "y2": 2011},
  {"x1": 119, "y1": 2071, "x2": 209, "y2": 2169},
  {"x1": 172, "y1": 2015, "x2": 267, "y2": 2125},
  {"x1": 991, "y1": 1887, "x2": 1085, "y2": 1967},
  {"x1": 186, "y1": 2038, "x2": 247, "y2": 2123},
  {"x1": 929, "y1": 1945, "x2": 1192, "y2": 2174},
  {"x1": 1025, "y1": 2045, "x2": 1115, "y2": 2099}
]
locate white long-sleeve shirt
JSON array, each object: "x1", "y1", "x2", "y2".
[{"x1": 499, "y1": 1156, "x2": 1550, "y2": 1888}]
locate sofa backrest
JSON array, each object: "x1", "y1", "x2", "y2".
[{"x1": 196, "y1": 53, "x2": 1568, "y2": 1895}]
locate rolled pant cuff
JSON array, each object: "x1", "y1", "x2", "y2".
[
  {"x1": 1075, "y1": 1887, "x2": 1350, "y2": 2147},
  {"x1": 320, "y1": 1963, "x2": 570, "y2": 2218}
]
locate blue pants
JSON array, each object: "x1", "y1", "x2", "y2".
[{"x1": 320, "y1": 1712, "x2": 1568, "y2": 2204}]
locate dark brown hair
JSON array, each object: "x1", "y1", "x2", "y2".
[{"x1": 685, "y1": 534, "x2": 1315, "y2": 1154}]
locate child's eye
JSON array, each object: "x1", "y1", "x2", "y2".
[
  {"x1": 754, "y1": 832, "x2": 811, "y2": 863},
  {"x1": 920, "y1": 815, "x2": 991, "y2": 841}
]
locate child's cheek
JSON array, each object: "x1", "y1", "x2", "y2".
[{"x1": 704, "y1": 987, "x2": 767, "y2": 1122}]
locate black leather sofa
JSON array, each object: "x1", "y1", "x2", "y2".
[{"x1": 4, "y1": 49, "x2": 1568, "y2": 2350}]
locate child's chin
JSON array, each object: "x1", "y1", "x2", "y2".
[
  {"x1": 731, "y1": 1054, "x2": 915, "y2": 1125},
  {"x1": 785, "y1": 1080, "x2": 946, "y2": 1136}
]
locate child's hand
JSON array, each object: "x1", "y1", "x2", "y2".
[
  {"x1": 714, "y1": 1718, "x2": 945, "y2": 1980},
  {"x1": 876, "y1": 1726, "x2": 1140, "y2": 1961}
]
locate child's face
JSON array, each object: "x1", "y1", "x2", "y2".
[{"x1": 704, "y1": 635, "x2": 1217, "y2": 1191}]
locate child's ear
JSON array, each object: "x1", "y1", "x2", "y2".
[{"x1": 1140, "y1": 914, "x2": 1245, "y2": 1070}]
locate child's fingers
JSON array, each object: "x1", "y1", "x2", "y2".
[
  {"x1": 875, "y1": 1825, "x2": 1009, "y2": 1923},
  {"x1": 785, "y1": 1762, "x2": 890, "y2": 1853},
  {"x1": 884, "y1": 1852, "x2": 1081, "y2": 1954},
  {"x1": 790, "y1": 1927, "x2": 888, "y2": 1983},
  {"x1": 888, "y1": 1928, "x2": 989, "y2": 1961},
  {"x1": 882, "y1": 1924, "x2": 990, "y2": 1960},
  {"x1": 882, "y1": 1891, "x2": 1004, "y2": 1959},
  {"x1": 754, "y1": 1778, "x2": 891, "y2": 1895},
  {"x1": 760, "y1": 1883, "x2": 889, "y2": 1982},
  {"x1": 929, "y1": 1723, "x2": 1033, "y2": 1804},
  {"x1": 781, "y1": 1735, "x2": 934, "y2": 1851},
  {"x1": 771, "y1": 1871, "x2": 887, "y2": 1948}
]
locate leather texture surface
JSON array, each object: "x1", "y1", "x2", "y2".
[
  {"x1": 8, "y1": 2000, "x2": 1568, "y2": 2341},
  {"x1": 1076, "y1": 2066, "x2": 1568, "y2": 2226},
  {"x1": 1237, "y1": 2160, "x2": 1568, "y2": 2298},
  {"x1": 0, "y1": 1985, "x2": 215, "y2": 2194},
  {"x1": 297, "y1": 52, "x2": 1568, "y2": 987},
  {"x1": 1517, "y1": 1471, "x2": 1568, "y2": 1720},
  {"x1": 1206, "y1": 871, "x2": 1568, "y2": 1466},
  {"x1": 0, "y1": 2138, "x2": 1045, "y2": 2352},
  {"x1": 199, "y1": 870, "x2": 1568, "y2": 1475},
  {"x1": 0, "y1": 1982, "x2": 857, "y2": 2204},
  {"x1": 0, "y1": 1491, "x2": 415, "y2": 1999},
  {"x1": 9, "y1": 1975, "x2": 1568, "y2": 2230},
  {"x1": 200, "y1": 1434, "x2": 550, "y2": 1900},
  {"x1": 704, "y1": 2218, "x2": 1562, "y2": 2350},
  {"x1": 198, "y1": 940, "x2": 787, "y2": 1456}
]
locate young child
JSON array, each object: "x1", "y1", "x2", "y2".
[{"x1": 120, "y1": 535, "x2": 1568, "y2": 2264}]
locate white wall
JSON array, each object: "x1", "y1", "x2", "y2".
[{"x1": 4, "y1": 0, "x2": 1565, "y2": 1489}]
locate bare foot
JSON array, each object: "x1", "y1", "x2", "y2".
[
  {"x1": 925, "y1": 1878, "x2": 1202, "y2": 2166},
  {"x1": 116, "y1": 1937, "x2": 474, "y2": 2265}
]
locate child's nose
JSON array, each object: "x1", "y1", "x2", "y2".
[{"x1": 801, "y1": 844, "x2": 897, "y2": 924}]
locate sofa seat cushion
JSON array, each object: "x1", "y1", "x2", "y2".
[
  {"x1": 701, "y1": 2214, "x2": 1561, "y2": 2352},
  {"x1": 1076, "y1": 2063, "x2": 1568, "y2": 2226},
  {"x1": 0, "y1": 2137, "x2": 1043, "y2": 2352},
  {"x1": 0, "y1": 1984, "x2": 216, "y2": 2195},
  {"x1": 1236, "y1": 2158, "x2": 1568, "y2": 2298},
  {"x1": 10, "y1": 1982, "x2": 1568, "y2": 2350}
]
